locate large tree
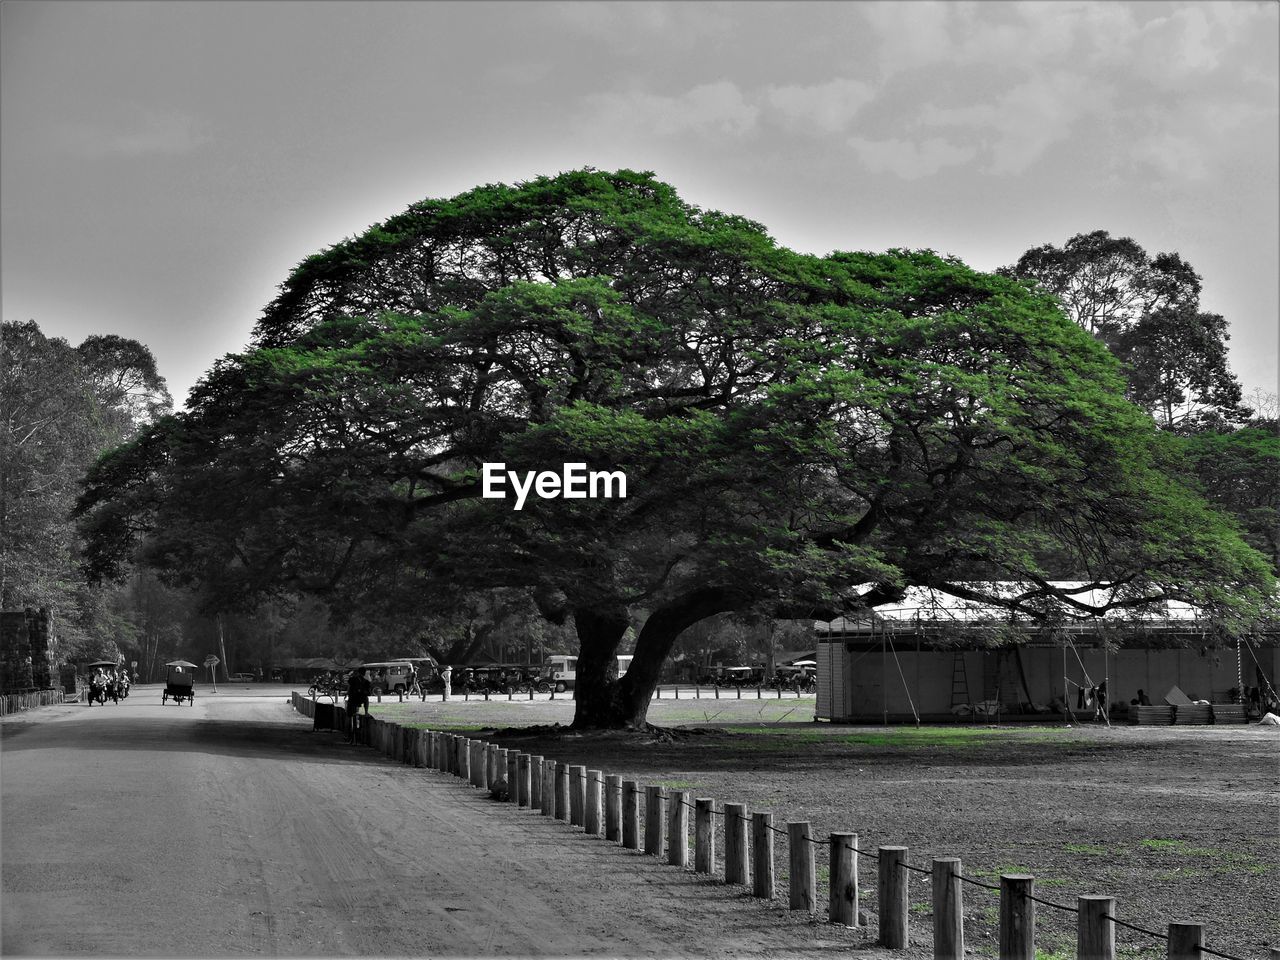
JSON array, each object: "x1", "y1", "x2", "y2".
[
  {"x1": 1, "y1": 321, "x2": 169, "y2": 659},
  {"x1": 76, "y1": 172, "x2": 1275, "y2": 728},
  {"x1": 1003, "y1": 230, "x2": 1246, "y2": 430}
]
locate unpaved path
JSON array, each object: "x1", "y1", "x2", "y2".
[{"x1": 1, "y1": 688, "x2": 886, "y2": 958}]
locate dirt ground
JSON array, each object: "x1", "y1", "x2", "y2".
[
  {"x1": 364, "y1": 691, "x2": 1280, "y2": 960},
  {"x1": 3, "y1": 686, "x2": 1275, "y2": 959}
]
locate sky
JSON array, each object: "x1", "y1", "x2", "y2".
[{"x1": 3, "y1": 0, "x2": 1277, "y2": 410}]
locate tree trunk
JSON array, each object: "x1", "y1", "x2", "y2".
[
  {"x1": 569, "y1": 606, "x2": 631, "y2": 729},
  {"x1": 572, "y1": 588, "x2": 736, "y2": 730}
]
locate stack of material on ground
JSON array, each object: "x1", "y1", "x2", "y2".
[
  {"x1": 1209, "y1": 703, "x2": 1247, "y2": 723},
  {"x1": 1173, "y1": 703, "x2": 1214, "y2": 725},
  {"x1": 1129, "y1": 704, "x2": 1175, "y2": 725}
]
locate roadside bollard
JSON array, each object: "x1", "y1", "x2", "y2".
[
  {"x1": 695, "y1": 799, "x2": 716, "y2": 874},
  {"x1": 622, "y1": 780, "x2": 640, "y2": 849},
  {"x1": 605, "y1": 774, "x2": 622, "y2": 842},
  {"x1": 787, "y1": 822, "x2": 815, "y2": 913}
]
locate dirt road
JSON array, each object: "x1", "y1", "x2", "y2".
[{"x1": 1, "y1": 688, "x2": 878, "y2": 958}]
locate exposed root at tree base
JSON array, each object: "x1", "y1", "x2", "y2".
[{"x1": 487, "y1": 722, "x2": 716, "y2": 743}]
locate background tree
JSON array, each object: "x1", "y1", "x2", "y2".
[
  {"x1": 76, "y1": 172, "x2": 1275, "y2": 728},
  {"x1": 1, "y1": 320, "x2": 171, "y2": 661},
  {"x1": 1003, "y1": 230, "x2": 1245, "y2": 430}
]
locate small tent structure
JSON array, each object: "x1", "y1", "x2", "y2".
[{"x1": 814, "y1": 583, "x2": 1279, "y2": 723}]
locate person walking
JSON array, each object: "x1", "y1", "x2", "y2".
[{"x1": 345, "y1": 666, "x2": 371, "y2": 744}]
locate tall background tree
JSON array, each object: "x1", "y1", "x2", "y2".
[
  {"x1": 1003, "y1": 230, "x2": 1246, "y2": 431},
  {"x1": 76, "y1": 172, "x2": 1276, "y2": 727},
  {"x1": 1, "y1": 320, "x2": 171, "y2": 660}
]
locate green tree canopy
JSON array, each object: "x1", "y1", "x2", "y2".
[{"x1": 76, "y1": 171, "x2": 1275, "y2": 728}]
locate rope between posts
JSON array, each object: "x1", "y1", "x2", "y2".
[
  {"x1": 1025, "y1": 891, "x2": 1079, "y2": 914},
  {"x1": 1102, "y1": 914, "x2": 1165, "y2": 940},
  {"x1": 898, "y1": 860, "x2": 933, "y2": 876},
  {"x1": 956, "y1": 874, "x2": 1002, "y2": 893},
  {"x1": 1197, "y1": 947, "x2": 1249, "y2": 960}
]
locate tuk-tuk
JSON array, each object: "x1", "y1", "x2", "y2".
[{"x1": 162, "y1": 661, "x2": 196, "y2": 705}]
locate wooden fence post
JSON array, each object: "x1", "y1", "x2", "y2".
[
  {"x1": 724, "y1": 802, "x2": 749, "y2": 886},
  {"x1": 1077, "y1": 896, "x2": 1115, "y2": 960},
  {"x1": 605, "y1": 774, "x2": 622, "y2": 841},
  {"x1": 1000, "y1": 874, "x2": 1034, "y2": 960},
  {"x1": 787, "y1": 822, "x2": 815, "y2": 913},
  {"x1": 668, "y1": 790, "x2": 689, "y2": 868},
  {"x1": 541, "y1": 761, "x2": 555, "y2": 816},
  {"x1": 471, "y1": 741, "x2": 485, "y2": 789},
  {"x1": 645, "y1": 786, "x2": 667, "y2": 856},
  {"x1": 585, "y1": 770, "x2": 603, "y2": 836},
  {"x1": 829, "y1": 833, "x2": 858, "y2": 926},
  {"x1": 570, "y1": 766, "x2": 586, "y2": 826},
  {"x1": 752, "y1": 812, "x2": 775, "y2": 899},
  {"x1": 1167, "y1": 923, "x2": 1202, "y2": 960},
  {"x1": 554, "y1": 762, "x2": 570, "y2": 821},
  {"x1": 457, "y1": 737, "x2": 470, "y2": 780},
  {"x1": 507, "y1": 751, "x2": 519, "y2": 803},
  {"x1": 878, "y1": 846, "x2": 909, "y2": 948},
  {"x1": 622, "y1": 780, "x2": 640, "y2": 849},
  {"x1": 695, "y1": 799, "x2": 716, "y2": 875},
  {"x1": 488, "y1": 744, "x2": 501, "y2": 790},
  {"x1": 530, "y1": 756, "x2": 544, "y2": 809},
  {"x1": 517, "y1": 754, "x2": 531, "y2": 807},
  {"x1": 933, "y1": 858, "x2": 963, "y2": 960}
]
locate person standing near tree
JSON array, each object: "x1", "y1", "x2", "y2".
[{"x1": 344, "y1": 666, "x2": 370, "y2": 743}]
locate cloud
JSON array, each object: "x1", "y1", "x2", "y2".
[
  {"x1": 918, "y1": 71, "x2": 1102, "y2": 176},
  {"x1": 583, "y1": 81, "x2": 758, "y2": 138},
  {"x1": 56, "y1": 106, "x2": 209, "y2": 158},
  {"x1": 764, "y1": 78, "x2": 876, "y2": 134},
  {"x1": 847, "y1": 136, "x2": 977, "y2": 180}
]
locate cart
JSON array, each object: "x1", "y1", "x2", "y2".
[{"x1": 162, "y1": 661, "x2": 197, "y2": 705}]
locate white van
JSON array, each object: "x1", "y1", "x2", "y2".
[
  {"x1": 544, "y1": 654, "x2": 633, "y2": 693},
  {"x1": 363, "y1": 658, "x2": 436, "y2": 696}
]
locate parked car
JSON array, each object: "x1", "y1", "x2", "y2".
[{"x1": 231, "y1": 672, "x2": 255, "y2": 682}]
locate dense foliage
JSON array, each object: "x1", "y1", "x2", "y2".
[
  {"x1": 1, "y1": 320, "x2": 170, "y2": 658},
  {"x1": 75, "y1": 172, "x2": 1275, "y2": 727}
]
